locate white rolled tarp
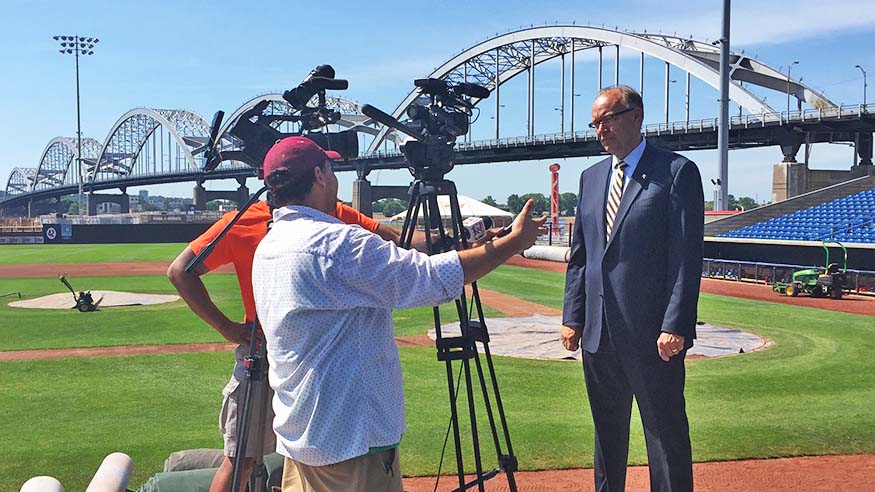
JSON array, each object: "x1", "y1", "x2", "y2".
[
  {"x1": 20, "y1": 476, "x2": 64, "y2": 492},
  {"x1": 522, "y1": 245, "x2": 570, "y2": 263},
  {"x1": 85, "y1": 453, "x2": 133, "y2": 492}
]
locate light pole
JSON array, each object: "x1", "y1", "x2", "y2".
[
  {"x1": 53, "y1": 34, "x2": 98, "y2": 215},
  {"x1": 554, "y1": 107, "x2": 564, "y2": 134},
  {"x1": 665, "y1": 79, "x2": 676, "y2": 124},
  {"x1": 787, "y1": 60, "x2": 799, "y2": 115},
  {"x1": 855, "y1": 64, "x2": 867, "y2": 106}
]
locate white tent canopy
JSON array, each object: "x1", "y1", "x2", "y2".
[{"x1": 388, "y1": 195, "x2": 513, "y2": 222}]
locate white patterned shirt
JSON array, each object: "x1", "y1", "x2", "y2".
[{"x1": 252, "y1": 205, "x2": 464, "y2": 466}]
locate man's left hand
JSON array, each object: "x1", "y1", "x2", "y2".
[{"x1": 657, "y1": 332, "x2": 685, "y2": 362}]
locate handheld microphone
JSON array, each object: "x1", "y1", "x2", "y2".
[{"x1": 462, "y1": 217, "x2": 488, "y2": 242}]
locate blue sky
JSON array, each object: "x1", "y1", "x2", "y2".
[{"x1": 1, "y1": 0, "x2": 873, "y2": 205}]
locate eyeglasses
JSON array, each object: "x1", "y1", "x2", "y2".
[{"x1": 588, "y1": 107, "x2": 636, "y2": 129}]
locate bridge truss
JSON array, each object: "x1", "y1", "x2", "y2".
[{"x1": 3, "y1": 24, "x2": 860, "y2": 209}]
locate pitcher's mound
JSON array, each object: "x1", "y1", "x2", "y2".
[
  {"x1": 430, "y1": 315, "x2": 767, "y2": 360},
  {"x1": 9, "y1": 291, "x2": 180, "y2": 310}
]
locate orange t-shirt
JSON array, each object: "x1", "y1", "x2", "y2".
[{"x1": 189, "y1": 201, "x2": 381, "y2": 322}]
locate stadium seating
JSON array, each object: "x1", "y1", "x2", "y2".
[{"x1": 720, "y1": 188, "x2": 875, "y2": 243}]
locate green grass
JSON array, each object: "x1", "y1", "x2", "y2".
[
  {"x1": 0, "y1": 275, "x2": 241, "y2": 350},
  {"x1": 476, "y1": 265, "x2": 565, "y2": 310},
  {"x1": 0, "y1": 275, "x2": 503, "y2": 349},
  {"x1": 0, "y1": 264, "x2": 874, "y2": 491},
  {"x1": 0, "y1": 243, "x2": 186, "y2": 264}
]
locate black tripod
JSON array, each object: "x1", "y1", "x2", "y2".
[
  {"x1": 185, "y1": 187, "x2": 273, "y2": 492},
  {"x1": 399, "y1": 177, "x2": 518, "y2": 492},
  {"x1": 228, "y1": 320, "x2": 272, "y2": 492}
]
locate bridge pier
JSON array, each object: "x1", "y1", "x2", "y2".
[
  {"x1": 193, "y1": 178, "x2": 250, "y2": 211},
  {"x1": 87, "y1": 190, "x2": 130, "y2": 215},
  {"x1": 352, "y1": 179, "x2": 373, "y2": 217},
  {"x1": 350, "y1": 164, "x2": 410, "y2": 217},
  {"x1": 857, "y1": 132, "x2": 873, "y2": 166},
  {"x1": 772, "y1": 162, "x2": 808, "y2": 202}
]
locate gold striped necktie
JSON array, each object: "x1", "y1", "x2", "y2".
[{"x1": 605, "y1": 161, "x2": 628, "y2": 241}]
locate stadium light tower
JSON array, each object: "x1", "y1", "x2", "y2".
[{"x1": 53, "y1": 34, "x2": 99, "y2": 214}]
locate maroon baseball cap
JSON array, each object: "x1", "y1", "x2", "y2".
[{"x1": 262, "y1": 136, "x2": 341, "y2": 180}]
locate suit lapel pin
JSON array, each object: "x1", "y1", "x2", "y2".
[{"x1": 641, "y1": 173, "x2": 647, "y2": 181}]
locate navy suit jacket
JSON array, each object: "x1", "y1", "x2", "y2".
[{"x1": 562, "y1": 142, "x2": 704, "y2": 354}]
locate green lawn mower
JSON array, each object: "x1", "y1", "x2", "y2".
[
  {"x1": 59, "y1": 273, "x2": 103, "y2": 312},
  {"x1": 772, "y1": 241, "x2": 848, "y2": 299}
]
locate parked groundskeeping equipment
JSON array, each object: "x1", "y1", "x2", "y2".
[
  {"x1": 59, "y1": 273, "x2": 102, "y2": 312},
  {"x1": 772, "y1": 242, "x2": 849, "y2": 299}
]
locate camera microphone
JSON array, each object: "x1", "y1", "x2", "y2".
[
  {"x1": 455, "y1": 82, "x2": 491, "y2": 99},
  {"x1": 362, "y1": 104, "x2": 424, "y2": 141},
  {"x1": 309, "y1": 77, "x2": 349, "y2": 91},
  {"x1": 414, "y1": 78, "x2": 449, "y2": 95}
]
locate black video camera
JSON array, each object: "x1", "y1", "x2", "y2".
[
  {"x1": 361, "y1": 78, "x2": 490, "y2": 180},
  {"x1": 200, "y1": 65, "x2": 359, "y2": 174}
]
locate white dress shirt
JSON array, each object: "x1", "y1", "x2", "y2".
[
  {"x1": 252, "y1": 205, "x2": 464, "y2": 466},
  {"x1": 605, "y1": 137, "x2": 647, "y2": 206}
]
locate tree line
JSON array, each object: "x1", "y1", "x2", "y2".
[{"x1": 372, "y1": 193, "x2": 762, "y2": 217}]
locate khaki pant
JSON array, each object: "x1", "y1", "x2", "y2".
[{"x1": 281, "y1": 449, "x2": 402, "y2": 492}]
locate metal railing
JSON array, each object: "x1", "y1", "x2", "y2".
[
  {"x1": 702, "y1": 257, "x2": 875, "y2": 295},
  {"x1": 367, "y1": 103, "x2": 874, "y2": 159}
]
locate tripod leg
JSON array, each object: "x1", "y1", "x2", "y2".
[
  {"x1": 444, "y1": 358, "x2": 467, "y2": 492},
  {"x1": 469, "y1": 285, "x2": 518, "y2": 490},
  {"x1": 247, "y1": 342, "x2": 272, "y2": 492},
  {"x1": 231, "y1": 326, "x2": 269, "y2": 492}
]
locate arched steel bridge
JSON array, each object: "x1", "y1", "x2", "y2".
[{"x1": 4, "y1": 25, "x2": 872, "y2": 211}]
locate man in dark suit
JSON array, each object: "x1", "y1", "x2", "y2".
[{"x1": 561, "y1": 85, "x2": 704, "y2": 492}]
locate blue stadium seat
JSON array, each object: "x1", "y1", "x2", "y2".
[{"x1": 720, "y1": 187, "x2": 875, "y2": 243}]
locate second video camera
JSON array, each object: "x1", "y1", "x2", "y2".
[{"x1": 201, "y1": 65, "x2": 358, "y2": 173}]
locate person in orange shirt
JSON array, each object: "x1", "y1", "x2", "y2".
[{"x1": 167, "y1": 197, "x2": 414, "y2": 492}]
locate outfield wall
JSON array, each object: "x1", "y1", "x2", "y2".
[
  {"x1": 705, "y1": 237, "x2": 875, "y2": 271},
  {"x1": 40, "y1": 223, "x2": 211, "y2": 244}
]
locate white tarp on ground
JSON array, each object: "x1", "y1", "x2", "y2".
[
  {"x1": 10, "y1": 291, "x2": 180, "y2": 309},
  {"x1": 388, "y1": 195, "x2": 513, "y2": 222},
  {"x1": 429, "y1": 315, "x2": 767, "y2": 360}
]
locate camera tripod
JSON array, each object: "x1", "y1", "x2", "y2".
[
  {"x1": 399, "y1": 177, "x2": 518, "y2": 492},
  {"x1": 185, "y1": 187, "x2": 274, "y2": 492},
  {"x1": 228, "y1": 320, "x2": 273, "y2": 492}
]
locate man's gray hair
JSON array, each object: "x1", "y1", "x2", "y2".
[{"x1": 598, "y1": 85, "x2": 644, "y2": 119}]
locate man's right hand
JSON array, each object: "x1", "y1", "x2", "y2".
[
  {"x1": 507, "y1": 199, "x2": 547, "y2": 251},
  {"x1": 219, "y1": 320, "x2": 252, "y2": 346},
  {"x1": 561, "y1": 325, "x2": 582, "y2": 351}
]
